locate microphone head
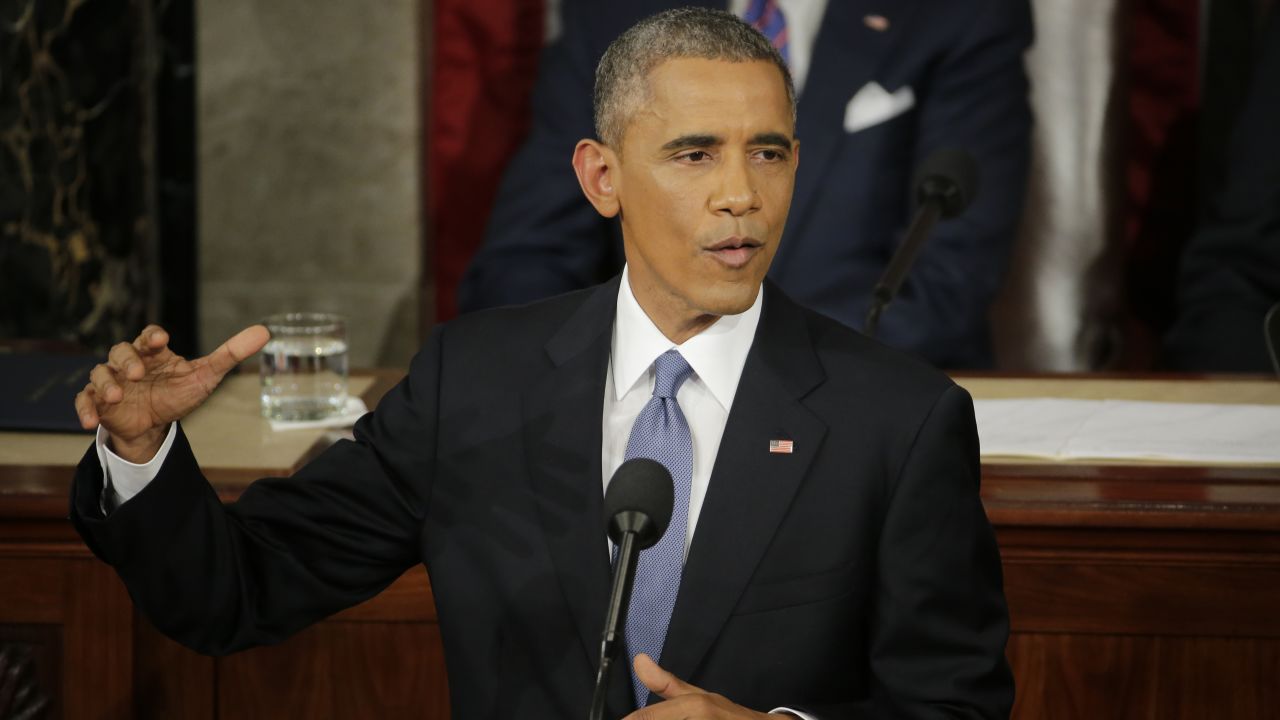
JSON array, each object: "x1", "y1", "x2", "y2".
[
  {"x1": 914, "y1": 148, "x2": 979, "y2": 219},
  {"x1": 603, "y1": 458, "x2": 674, "y2": 550}
]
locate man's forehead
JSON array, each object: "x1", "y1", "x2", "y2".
[
  {"x1": 635, "y1": 59, "x2": 793, "y2": 129},
  {"x1": 645, "y1": 56, "x2": 788, "y2": 97}
]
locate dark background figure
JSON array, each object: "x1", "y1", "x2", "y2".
[
  {"x1": 1163, "y1": 6, "x2": 1280, "y2": 371},
  {"x1": 457, "y1": 0, "x2": 1033, "y2": 369}
]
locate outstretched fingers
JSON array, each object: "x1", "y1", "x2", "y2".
[{"x1": 203, "y1": 325, "x2": 271, "y2": 378}]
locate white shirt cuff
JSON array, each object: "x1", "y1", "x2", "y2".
[
  {"x1": 95, "y1": 423, "x2": 178, "y2": 509},
  {"x1": 770, "y1": 708, "x2": 818, "y2": 720}
]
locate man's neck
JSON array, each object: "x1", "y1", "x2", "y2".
[
  {"x1": 653, "y1": 311, "x2": 719, "y2": 345},
  {"x1": 625, "y1": 273, "x2": 721, "y2": 345}
]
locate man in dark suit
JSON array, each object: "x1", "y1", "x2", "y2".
[
  {"x1": 1164, "y1": 7, "x2": 1280, "y2": 372},
  {"x1": 71, "y1": 9, "x2": 1011, "y2": 719},
  {"x1": 459, "y1": 0, "x2": 1033, "y2": 369}
]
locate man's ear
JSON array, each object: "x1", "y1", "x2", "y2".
[{"x1": 572, "y1": 139, "x2": 621, "y2": 218}]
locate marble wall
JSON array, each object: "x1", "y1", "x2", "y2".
[
  {"x1": 0, "y1": 0, "x2": 158, "y2": 348},
  {"x1": 197, "y1": 0, "x2": 421, "y2": 367}
]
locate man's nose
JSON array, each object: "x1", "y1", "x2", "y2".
[{"x1": 710, "y1": 156, "x2": 759, "y2": 216}]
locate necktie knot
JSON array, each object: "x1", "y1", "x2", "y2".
[{"x1": 652, "y1": 350, "x2": 694, "y2": 399}]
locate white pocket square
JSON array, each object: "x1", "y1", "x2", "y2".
[{"x1": 843, "y1": 82, "x2": 916, "y2": 133}]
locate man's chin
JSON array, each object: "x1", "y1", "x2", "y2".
[{"x1": 698, "y1": 283, "x2": 763, "y2": 318}]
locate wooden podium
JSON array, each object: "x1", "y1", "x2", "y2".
[
  {"x1": 2, "y1": 372, "x2": 1277, "y2": 718},
  {"x1": 964, "y1": 377, "x2": 1280, "y2": 718}
]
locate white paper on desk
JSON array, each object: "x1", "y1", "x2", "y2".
[
  {"x1": 973, "y1": 398, "x2": 1280, "y2": 463},
  {"x1": 1064, "y1": 400, "x2": 1280, "y2": 463},
  {"x1": 269, "y1": 397, "x2": 369, "y2": 432},
  {"x1": 972, "y1": 398, "x2": 1098, "y2": 458}
]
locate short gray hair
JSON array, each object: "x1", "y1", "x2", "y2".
[{"x1": 593, "y1": 7, "x2": 797, "y2": 149}]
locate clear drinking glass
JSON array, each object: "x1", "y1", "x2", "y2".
[{"x1": 259, "y1": 312, "x2": 349, "y2": 421}]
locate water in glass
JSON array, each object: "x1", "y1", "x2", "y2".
[{"x1": 260, "y1": 314, "x2": 349, "y2": 421}]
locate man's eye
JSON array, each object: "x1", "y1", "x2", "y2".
[
  {"x1": 680, "y1": 151, "x2": 711, "y2": 162},
  {"x1": 755, "y1": 149, "x2": 784, "y2": 161}
]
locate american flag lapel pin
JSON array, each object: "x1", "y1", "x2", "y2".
[
  {"x1": 768, "y1": 439, "x2": 794, "y2": 454},
  {"x1": 863, "y1": 15, "x2": 890, "y2": 32}
]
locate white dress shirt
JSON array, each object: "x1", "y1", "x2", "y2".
[
  {"x1": 728, "y1": 0, "x2": 828, "y2": 93},
  {"x1": 97, "y1": 421, "x2": 177, "y2": 507},
  {"x1": 602, "y1": 265, "x2": 761, "y2": 556}
]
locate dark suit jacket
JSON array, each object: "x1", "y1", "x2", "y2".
[
  {"x1": 458, "y1": 0, "x2": 1033, "y2": 369},
  {"x1": 1164, "y1": 8, "x2": 1280, "y2": 372},
  {"x1": 71, "y1": 278, "x2": 1012, "y2": 719}
]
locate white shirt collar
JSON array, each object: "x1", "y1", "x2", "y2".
[{"x1": 611, "y1": 265, "x2": 763, "y2": 412}]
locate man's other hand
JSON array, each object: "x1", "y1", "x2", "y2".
[
  {"x1": 623, "y1": 653, "x2": 785, "y2": 720},
  {"x1": 75, "y1": 324, "x2": 270, "y2": 463}
]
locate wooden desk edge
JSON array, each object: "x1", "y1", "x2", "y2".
[{"x1": 6, "y1": 371, "x2": 1280, "y2": 531}]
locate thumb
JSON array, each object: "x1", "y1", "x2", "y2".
[
  {"x1": 634, "y1": 653, "x2": 699, "y2": 700},
  {"x1": 203, "y1": 325, "x2": 271, "y2": 378}
]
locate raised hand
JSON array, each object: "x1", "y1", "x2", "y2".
[
  {"x1": 622, "y1": 654, "x2": 779, "y2": 720},
  {"x1": 75, "y1": 324, "x2": 270, "y2": 463}
]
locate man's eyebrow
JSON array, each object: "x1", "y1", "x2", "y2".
[
  {"x1": 660, "y1": 134, "x2": 722, "y2": 151},
  {"x1": 749, "y1": 132, "x2": 794, "y2": 148},
  {"x1": 660, "y1": 132, "x2": 795, "y2": 152}
]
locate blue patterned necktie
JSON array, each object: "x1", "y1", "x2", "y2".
[
  {"x1": 743, "y1": 0, "x2": 791, "y2": 65},
  {"x1": 622, "y1": 349, "x2": 695, "y2": 707}
]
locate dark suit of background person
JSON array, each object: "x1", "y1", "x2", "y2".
[
  {"x1": 1164, "y1": 7, "x2": 1280, "y2": 372},
  {"x1": 69, "y1": 275, "x2": 1012, "y2": 718},
  {"x1": 457, "y1": 0, "x2": 1034, "y2": 369}
]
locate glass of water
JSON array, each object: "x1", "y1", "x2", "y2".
[{"x1": 259, "y1": 312, "x2": 349, "y2": 421}]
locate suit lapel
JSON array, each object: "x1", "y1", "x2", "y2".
[
  {"x1": 522, "y1": 278, "x2": 637, "y2": 714},
  {"x1": 659, "y1": 283, "x2": 828, "y2": 686},
  {"x1": 786, "y1": 0, "x2": 914, "y2": 242}
]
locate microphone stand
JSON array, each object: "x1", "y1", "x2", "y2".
[
  {"x1": 865, "y1": 199, "x2": 943, "y2": 339},
  {"x1": 588, "y1": 459, "x2": 672, "y2": 720},
  {"x1": 589, "y1": 531, "x2": 640, "y2": 720}
]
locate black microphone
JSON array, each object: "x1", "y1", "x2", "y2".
[
  {"x1": 588, "y1": 458, "x2": 674, "y2": 720},
  {"x1": 865, "y1": 148, "x2": 980, "y2": 339}
]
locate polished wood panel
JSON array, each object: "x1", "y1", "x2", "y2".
[
  {"x1": 1003, "y1": 549, "x2": 1280, "y2": 636},
  {"x1": 125, "y1": 568, "x2": 447, "y2": 720},
  {"x1": 0, "y1": 559, "x2": 65, "y2": 621},
  {"x1": 1152, "y1": 637, "x2": 1280, "y2": 719},
  {"x1": 328, "y1": 622, "x2": 450, "y2": 717},
  {"x1": 1008, "y1": 634, "x2": 1158, "y2": 719},
  {"x1": 219, "y1": 625, "x2": 330, "y2": 718},
  {"x1": 212, "y1": 612, "x2": 450, "y2": 720},
  {"x1": 1008, "y1": 634, "x2": 1280, "y2": 719},
  {"x1": 63, "y1": 560, "x2": 134, "y2": 720},
  {"x1": 134, "y1": 617, "x2": 214, "y2": 720},
  {"x1": 0, "y1": 554, "x2": 134, "y2": 719}
]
